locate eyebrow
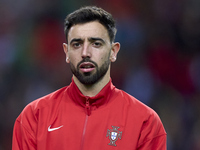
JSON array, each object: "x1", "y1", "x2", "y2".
[
  {"x1": 69, "y1": 38, "x2": 83, "y2": 45},
  {"x1": 88, "y1": 37, "x2": 106, "y2": 44},
  {"x1": 69, "y1": 37, "x2": 106, "y2": 45}
]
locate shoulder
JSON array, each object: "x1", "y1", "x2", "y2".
[
  {"x1": 119, "y1": 89, "x2": 166, "y2": 132},
  {"x1": 115, "y1": 89, "x2": 154, "y2": 114},
  {"x1": 30, "y1": 86, "x2": 67, "y2": 108},
  {"x1": 115, "y1": 89, "x2": 166, "y2": 142},
  {"x1": 113, "y1": 88, "x2": 164, "y2": 125},
  {"x1": 17, "y1": 86, "x2": 68, "y2": 121}
]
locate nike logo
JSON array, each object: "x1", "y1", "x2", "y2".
[{"x1": 48, "y1": 125, "x2": 63, "y2": 132}]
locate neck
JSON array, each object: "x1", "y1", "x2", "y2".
[{"x1": 73, "y1": 69, "x2": 111, "y2": 97}]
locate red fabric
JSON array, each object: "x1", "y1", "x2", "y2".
[{"x1": 12, "y1": 79, "x2": 166, "y2": 150}]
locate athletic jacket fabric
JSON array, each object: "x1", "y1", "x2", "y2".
[{"x1": 12, "y1": 79, "x2": 167, "y2": 150}]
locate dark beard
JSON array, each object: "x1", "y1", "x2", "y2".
[{"x1": 70, "y1": 57, "x2": 110, "y2": 85}]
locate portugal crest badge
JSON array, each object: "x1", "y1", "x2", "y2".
[{"x1": 106, "y1": 126, "x2": 122, "y2": 146}]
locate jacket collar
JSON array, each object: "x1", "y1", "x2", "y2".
[{"x1": 67, "y1": 78, "x2": 115, "y2": 115}]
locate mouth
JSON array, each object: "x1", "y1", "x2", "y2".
[{"x1": 79, "y1": 62, "x2": 95, "y2": 73}]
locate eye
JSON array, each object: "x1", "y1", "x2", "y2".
[
  {"x1": 72, "y1": 42, "x2": 81, "y2": 48},
  {"x1": 92, "y1": 41, "x2": 102, "y2": 48}
]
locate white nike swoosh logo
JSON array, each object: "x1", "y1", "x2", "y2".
[{"x1": 48, "y1": 125, "x2": 63, "y2": 132}]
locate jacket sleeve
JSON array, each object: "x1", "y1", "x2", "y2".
[
  {"x1": 137, "y1": 110, "x2": 167, "y2": 150},
  {"x1": 12, "y1": 105, "x2": 37, "y2": 150}
]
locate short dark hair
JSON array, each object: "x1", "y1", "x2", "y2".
[{"x1": 64, "y1": 6, "x2": 117, "y2": 43}]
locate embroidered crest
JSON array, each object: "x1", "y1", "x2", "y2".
[{"x1": 106, "y1": 126, "x2": 122, "y2": 146}]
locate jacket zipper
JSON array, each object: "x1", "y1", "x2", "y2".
[
  {"x1": 81, "y1": 98, "x2": 91, "y2": 149},
  {"x1": 81, "y1": 115, "x2": 88, "y2": 149},
  {"x1": 85, "y1": 97, "x2": 91, "y2": 116}
]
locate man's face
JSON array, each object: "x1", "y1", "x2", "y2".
[{"x1": 64, "y1": 21, "x2": 114, "y2": 85}]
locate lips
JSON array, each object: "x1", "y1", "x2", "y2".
[{"x1": 79, "y1": 62, "x2": 95, "y2": 72}]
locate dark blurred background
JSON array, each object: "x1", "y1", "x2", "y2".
[{"x1": 0, "y1": 0, "x2": 200, "y2": 149}]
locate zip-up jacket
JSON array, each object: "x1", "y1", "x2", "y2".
[{"x1": 12, "y1": 79, "x2": 167, "y2": 150}]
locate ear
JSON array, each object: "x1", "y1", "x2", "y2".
[
  {"x1": 110, "y1": 42, "x2": 120, "y2": 62},
  {"x1": 63, "y1": 43, "x2": 70, "y2": 63}
]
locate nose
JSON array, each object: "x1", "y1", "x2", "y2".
[{"x1": 81, "y1": 42, "x2": 91, "y2": 58}]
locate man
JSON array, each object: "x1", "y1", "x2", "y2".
[{"x1": 12, "y1": 6, "x2": 167, "y2": 150}]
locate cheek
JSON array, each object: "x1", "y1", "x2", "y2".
[
  {"x1": 68, "y1": 52, "x2": 79, "y2": 62},
  {"x1": 98, "y1": 55, "x2": 110, "y2": 65},
  {"x1": 68, "y1": 55, "x2": 79, "y2": 66}
]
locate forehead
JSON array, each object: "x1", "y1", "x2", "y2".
[{"x1": 68, "y1": 21, "x2": 109, "y2": 41}]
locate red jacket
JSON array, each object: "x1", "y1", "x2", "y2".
[{"x1": 12, "y1": 79, "x2": 167, "y2": 150}]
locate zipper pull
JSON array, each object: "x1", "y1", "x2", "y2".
[{"x1": 85, "y1": 98, "x2": 91, "y2": 116}]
